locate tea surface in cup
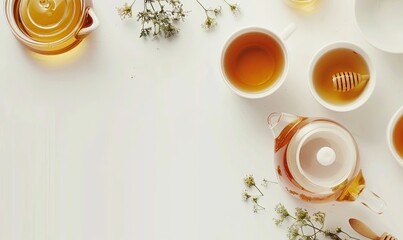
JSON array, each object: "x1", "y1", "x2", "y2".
[
  {"x1": 392, "y1": 116, "x2": 403, "y2": 158},
  {"x1": 223, "y1": 32, "x2": 285, "y2": 92},
  {"x1": 313, "y1": 48, "x2": 369, "y2": 105}
]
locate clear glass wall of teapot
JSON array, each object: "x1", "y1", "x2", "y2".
[{"x1": 268, "y1": 112, "x2": 386, "y2": 214}]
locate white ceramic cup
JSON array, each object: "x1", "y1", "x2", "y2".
[
  {"x1": 354, "y1": 0, "x2": 403, "y2": 54},
  {"x1": 220, "y1": 24, "x2": 295, "y2": 99},
  {"x1": 308, "y1": 41, "x2": 376, "y2": 112},
  {"x1": 387, "y1": 106, "x2": 403, "y2": 167}
]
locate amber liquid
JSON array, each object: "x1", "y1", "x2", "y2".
[
  {"x1": 336, "y1": 170, "x2": 365, "y2": 202},
  {"x1": 313, "y1": 48, "x2": 369, "y2": 105},
  {"x1": 15, "y1": 0, "x2": 82, "y2": 42},
  {"x1": 284, "y1": 0, "x2": 319, "y2": 11},
  {"x1": 274, "y1": 117, "x2": 364, "y2": 202},
  {"x1": 223, "y1": 32, "x2": 285, "y2": 92},
  {"x1": 393, "y1": 116, "x2": 403, "y2": 158},
  {"x1": 10, "y1": 0, "x2": 86, "y2": 55}
]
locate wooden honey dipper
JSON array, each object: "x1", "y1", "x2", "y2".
[
  {"x1": 349, "y1": 218, "x2": 398, "y2": 240},
  {"x1": 332, "y1": 72, "x2": 369, "y2": 92}
]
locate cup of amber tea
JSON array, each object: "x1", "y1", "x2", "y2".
[
  {"x1": 308, "y1": 42, "x2": 376, "y2": 112},
  {"x1": 387, "y1": 106, "x2": 403, "y2": 167},
  {"x1": 220, "y1": 24, "x2": 295, "y2": 99},
  {"x1": 5, "y1": 0, "x2": 99, "y2": 55}
]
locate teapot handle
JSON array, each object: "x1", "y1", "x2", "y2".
[
  {"x1": 357, "y1": 187, "x2": 386, "y2": 214},
  {"x1": 77, "y1": 8, "x2": 99, "y2": 38}
]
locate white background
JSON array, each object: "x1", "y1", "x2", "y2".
[{"x1": 1, "y1": 0, "x2": 402, "y2": 239}]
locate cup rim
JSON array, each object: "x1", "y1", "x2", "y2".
[
  {"x1": 308, "y1": 41, "x2": 376, "y2": 112},
  {"x1": 387, "y1": 106, "x2": 403, "y2": 167},
  {"x1": 220, "y1": 26, "x2": 289, "y2": 99},
  {"x1": 4, "y1": 0, "x2": 87, "y2": 46}
]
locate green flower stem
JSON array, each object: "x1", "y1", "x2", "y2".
[
  {"x1": 287, "y1": 215, "x2": 361, "y2": 240},
  {"x1": 195, "y1": 0, "x2": 208, "y2": 12},
  {"x1": 195, "y1": 0, "x2": 219, "y2": 17},
  {"x1": 156, "y1": 0, "x2": 163, "y2": 8},
  {"x1": 254, "y1": 184, "x2": 264, "y2": 196},
  {"x1": 253, "y1": 199, "x2": 265, "y2": 210},
  {"x1": 307, "y1": 219, "x2": 319, "y2": 239},
  {"x1": 147, "y1": 0, "x2": 156, "y2": 11},
  {"x1": 338, "y1": 230, "x2": 361, "y2": 240}
]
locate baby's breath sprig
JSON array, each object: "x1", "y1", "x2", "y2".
[
  {"x1": 117, "y1": 2, "x2": 135, "y2": 19},
  {"x1": 117, "y1": 0, "x2": 239, "y2": 38},
  {"x1": 117, "y1": 0, "x2": 186, "y2": 38},
  {"x1": 244, "y1": 174, "x2": 264, "y2": 195},
  {"x1": 262, "y1": 178, "x2": 278, "y2": 187},
  {"x1": 195, "y1": 0, "x2": 221, "y2": 30},
  {"x1": 222, "y1": 0, "x2": 239, "y2": 14},
  {"x1": 195, "y1": 0, "x2": 239, "y2": 30},
  {"x1": 252, "y1": 196, "x2": 265, "y2": 213},
  {"x1": 242, "y1": 175, "x2": 278, "y2": 213},
  {"x1": 274, "y1": 204, "x2": 361, "y2": 240}
]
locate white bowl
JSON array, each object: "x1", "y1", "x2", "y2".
[
  {"x1": 387, "y1": 106, "x2": 403, "y2": 167},
  {"x1": 354, "y1": 0, "x2": 403, "y2": 54}
]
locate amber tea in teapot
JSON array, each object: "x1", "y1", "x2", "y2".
[
  {"x1": 5, "y1": 0, "x2": 99, "y2": 55},
  {"x1": 268, "y1": 112, "x2": 385, "y2": 213},
  {"x1": 17, "y1": 0, "x2": 82, "y2": 43}
]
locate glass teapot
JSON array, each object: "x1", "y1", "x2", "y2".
[
  {"x1": 5, "y1": 0, "x2": 99, "y2": 55},
  {"x1": 268, "y1": 112, "x2": 386, "y2": 214}
]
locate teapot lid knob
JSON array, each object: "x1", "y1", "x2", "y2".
[{"x1": 316, "y1": 147, "x2": 336, "y2": 166}]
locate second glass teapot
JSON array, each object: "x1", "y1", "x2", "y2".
[{"x1": 268, "y1": 112, "x2": 385, "y2": 214}]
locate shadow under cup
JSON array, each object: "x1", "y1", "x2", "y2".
[{"x1": 221, "y1": 29, "x2": 286, "y2": 98}]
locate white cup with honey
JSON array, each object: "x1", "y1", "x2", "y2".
[
  {"x1": 220, "y1": 24, "x2": 296, "y2": 99},
  {"x1": 5, "y1": 0, "x2": 99, "y2": 55},
  {"x1": 308, "y1": 42, "x2": 376, "y2": 112},
  {"x1": 387, "y1": 106, "x2": 403, "y2": 167}
]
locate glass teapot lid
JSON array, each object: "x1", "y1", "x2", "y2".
[{"x1": 286, "y1": 120, "x2": 357, "y2": 193}]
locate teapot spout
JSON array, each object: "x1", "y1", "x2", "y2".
[{"x1": 267, "y1": 112, "x2": 300, "y2": 139}]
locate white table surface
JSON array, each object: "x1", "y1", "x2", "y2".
[{"x1": 1, "y1": 0, "x2": 402, "y2": 239}]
